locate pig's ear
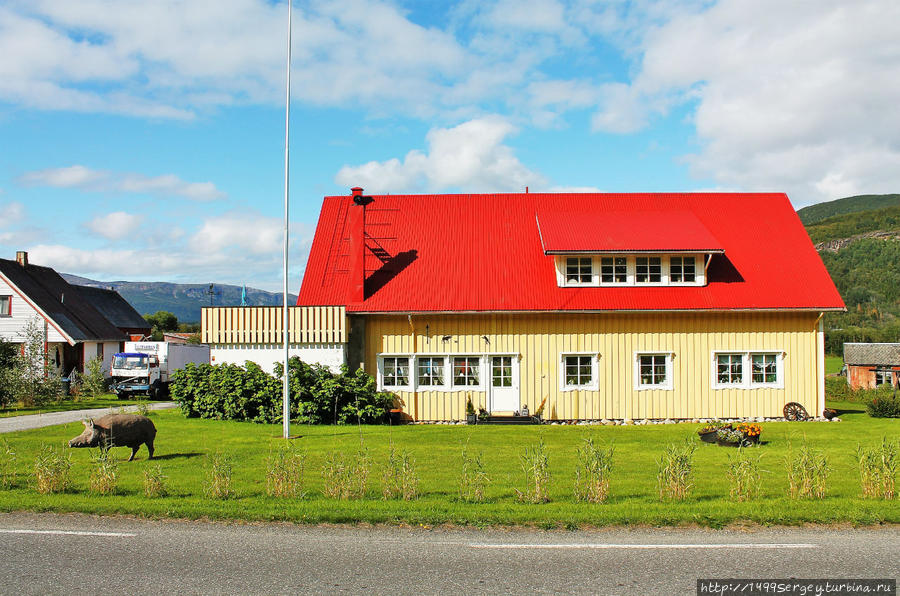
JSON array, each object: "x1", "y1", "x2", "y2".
[{"x1": 82, "y1": 419, "x2": 93, "y2": 429}]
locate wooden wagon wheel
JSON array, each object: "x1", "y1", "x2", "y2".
[{"x1": 783, "y1": 402, "x2": 809, "y2": 421}]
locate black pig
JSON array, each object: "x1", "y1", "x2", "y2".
[{"x1": 68, "y1": 414, "x2": 156, "y2": 461}]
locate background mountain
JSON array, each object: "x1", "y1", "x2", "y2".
[
  {"x1": 801, "y1": 194, "x2": 900, "y2": 353},
  {"x1": 61, "y1": 274, "x2": 296, "y2": 323}
]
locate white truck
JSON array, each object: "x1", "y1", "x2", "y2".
[{"x1": 110, "y1": 342, "x2": 210, "y2": 399}]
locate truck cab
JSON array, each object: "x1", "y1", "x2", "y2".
[{"x1": 110, "y1": 352, "x2": 161, "y2": 398}]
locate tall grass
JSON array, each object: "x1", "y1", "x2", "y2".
[
  {"x1": 143, "y1": 464, "x2": 168, "y2": 498},
  {"x1": 322, "y1": 449, "x2": 370, "y2": 499},
  {"x1": 0, "y1": 441, "x2": 15, "y2": 489},
  {"x1": 515, "y1": 438, "x2": 550, "y2": 503},
  {"x1": 786, "y1": 440, "x2": 829, "y2": 499},
  {"x1": 458, "y1": 442, "x2": 490, "y2": 503},
  {"x1": 204, "y1": 452, "x2": 233, "y2": 499},
  {"x1": 382, "y1": 444, "x2": 419, "y2": 501},
  {"x1": 33, "y1": 446, "x2": 71, "y2": 494},
  {"x1": 265, "y1": 444, "x2": 305, "y2": 498},
  {"x1": 856, "y1": 438, "x2": 897, "y2": 499},
  {"x1": 573, "y1": 436, "x2": 614, "y2": 503},
  {"x1": 726, "y1": 448, "x2": 762, "y2": 501},
  {"x1": 89, "y1": 451, "x2": 119, "y2": 495},
  {"x1": 657, "y1": 440, "x2": 696, "y2": 501}
]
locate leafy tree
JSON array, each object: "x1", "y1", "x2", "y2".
[
  {"x1": 8, "y1": 316, "x2": 62, "y2": 406},
  {"x1": 0, "y1": 337, "x2": 18, "y2": 407},
  {"x1": 144, "y1": 311, "x2": 179, "y2": 341},
  {"x1": 81, "y1": 357, "x2": 107, "y2": 398}
]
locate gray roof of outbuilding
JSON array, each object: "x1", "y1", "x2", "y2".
[
  {"x1": 0, "y1": 258, "x2": 127, "y2": 343},
  {"x1": 843, "y1": 343, "x2": 900, "y2": 366}
]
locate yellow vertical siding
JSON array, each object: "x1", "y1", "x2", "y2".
[
  {"x1": 201, "y1": 306, "x2": 347, "y2": 344},
  {"x1": 365, "y1": 312, "x2": 821, "y2": 422}
]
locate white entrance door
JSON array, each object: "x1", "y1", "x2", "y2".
[{"x1": 490, "y1": 356, "x2": 519, "y2": 412}]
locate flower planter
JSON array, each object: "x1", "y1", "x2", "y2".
[
  {"x1": 698, "y1": 430, "x2": 718, "y2": 444},
  {"x1": 716, "y1": 438, "x2": 742, "y2": 447},
  {"x1": 466, "y1": 414, "x2": 477, "y2": 425}
]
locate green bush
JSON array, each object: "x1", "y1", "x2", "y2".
[
  {"x1": 866, "y1": 395, "x2": 900, "y2": 418},
  {"x1": 171, "y1": 358, "x2": 393, "y2": 424}
]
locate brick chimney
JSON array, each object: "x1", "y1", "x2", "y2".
[
  {"x1": 15, "y1": 251, "x2": 28, "y2": 267},
  {"x1": 347, "y1": 188, "x2": 366, "y2": 303}
]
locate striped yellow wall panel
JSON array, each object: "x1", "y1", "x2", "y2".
[
  {"x1": 201, "y1": 306, "x2": 347, "y2": 344},
  {"x1": 364, "y1": 312, "x2": 822, "y2": 422}
]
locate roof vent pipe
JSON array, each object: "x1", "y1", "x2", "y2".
[{"x1": 15, "y1": 251, "x2": 28, "y2": 267}]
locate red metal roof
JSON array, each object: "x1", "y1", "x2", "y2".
[
  {"x1": 537, "y1": 210, "x2": 724, "y2": 253},
  {"x1": 297, "y1": 192, "x2": 846, "y2": 313}
]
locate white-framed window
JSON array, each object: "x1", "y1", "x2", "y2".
[
  {"x1": 669, "y1": 256, "x2": 697, "y2": 283},
  {"x1": 565, "y1": 256, "x2": 593, "y2": 285},
  {"x1": 453, "y1": 356, "x2": 481, "y2": 387},
  {"x1": 600, "y1": 256, "x2": 627, "y2": 284},
  {"x1": 417, "y1": 356, "x2": 445, "y2": 387},
  {"x1": 715, "y1": 353, "x2": 743, "y2": 385},
  {"x1": 635, "y1": 353, "x2": 673, "y2": 390},
  {"x1": 379, "y1": 356, "x2": 410, "y2": 390},
  {"x1": 0, "y1": 295, "x2": 10, "y2": 316},
  {"x1": 635, "y1": 256, "x2": 662, "y2": 283},
  {"x1": 711, "y1": 351, "x2": 784, "y2": 389},
  {"x1": 560, "y1": 353, "x2": 599, "y2": 391},
  {"x1": 875, "y1": 369, "x2": 894, "y2": 386},
  {"x1": 750, "y1": 353, "x2": 779, "y2": 385},
  {"x1": 491, "y1": 356, "x2": 513, "y2": 388}
]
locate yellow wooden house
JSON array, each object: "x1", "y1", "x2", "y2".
[{"x1": 204, "y1": 189, "x2": 845, "y2": 422}]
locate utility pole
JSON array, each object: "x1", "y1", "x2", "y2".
[{"x1": 282, "y1": 0, "x2": 292, "y2": 439}]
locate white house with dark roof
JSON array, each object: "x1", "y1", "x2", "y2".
[{"x1": 0, "y1": 251, "x2": 150, "y2": 376}]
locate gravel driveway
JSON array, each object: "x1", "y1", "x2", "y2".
[{"x1": 0, "y1": 402, "x2": 179, "y2": 434}]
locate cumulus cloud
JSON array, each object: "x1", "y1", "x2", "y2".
[
  {"x1": 0, "y1": 201, "x2": 25, "y2": 224},
  {"x1": 84, "y1": 212, "x2": 144, "y2": 241},
  {"x1": 587, "y1": 0, "x2": 900, "y2": 205},
  {"x1": 23, "y1": 209, "x2": 311, "y2": 291},
  {"x1": 336, "y1": 116, "x2": 546, "y2": 193},
  {"x1": 19, "y1": 165, "x2": 226, "y2": 201},
  {"x1": 189, "y1": 212, "x2": 285, "y2": 256}
]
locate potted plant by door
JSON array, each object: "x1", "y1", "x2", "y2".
[
  {"x1": 533, "y1": 396, "x2": 548, "y2": 423},
  {"x1": 466, "y1": 396, "x2": 477, "y2": 425},
  {"x1": 478, "y1": 407, "x2": 490, "y2": 422}
]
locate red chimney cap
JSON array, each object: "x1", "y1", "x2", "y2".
[{"x1": 351, "y1": 187, "x2": 364, "y2": 197}]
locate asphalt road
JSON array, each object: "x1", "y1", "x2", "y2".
[
  {"x1": 0, "y1": 513, "x2": 897, "y2": 595},
  {"x1": 0, "y1": 402, "x2": 178, "y2": 434}
]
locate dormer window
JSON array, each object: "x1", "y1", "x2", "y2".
[
  {"x1": 669, "y1": 256, "x2": 696, "y2": 283},
  {"x1": 554, "y1": 254, "x2": 708, "y2": 287},
  {"x1": 600, "y1": 257, "x2": 627, "y2": 283},
  {"x1": 635, "y1": 256, "x2": 661, "y2": 283},
  {"x1": 565, "y1": 257, "x2": 593, "y2": 285}
]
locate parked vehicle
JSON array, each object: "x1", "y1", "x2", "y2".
[{"x1": 111, "y1": 342, "x2": 209, "y2": 399}]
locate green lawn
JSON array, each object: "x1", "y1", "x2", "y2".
[
  {"x1": 0, "y1": 394, "x2": 155, "y2": 418},
  {"x1": 825, "y1": 355, "x2": 844, "y2": 375},
  {"x1": 0, "y1": 400, "x2": 897, "y2": 527}
]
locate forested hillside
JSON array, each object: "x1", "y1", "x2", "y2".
[
  {"x1": 804, "y1": 197, "x2": 900, "y2": 353},
  {"x1": 797, "y1": 193, "x2": 900, "y2": 225}
]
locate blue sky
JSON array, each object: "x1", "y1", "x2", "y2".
[{"x1": 1, "y1": 0, "x2": 898, "y2": 292}]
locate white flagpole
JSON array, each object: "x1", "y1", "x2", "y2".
[{"x1": 282, "y1": 0, "x2": 292, "y2": 439}]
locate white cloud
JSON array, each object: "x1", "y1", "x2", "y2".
[
  {"x1": 588, "y1": 0, "x2": 900, "y2": 205},
  {"x1": 0, "y1": 201, "x2": 25, "y2": 224},
  {"x1": 335, "y1": 116, "x2": 546, "y2": 193},
  {"x1": 23, "y1": 210, "x2": 312, "y2": 291},
  {"x1": 19, "y1": 165, "x2": 226, "y2": 201},
  {"x1": 189, "y1": 212, "x2": 284, "y2": 256},
  {"x1": 84, "y1": 212, "x2": 144, "y2": 241}
]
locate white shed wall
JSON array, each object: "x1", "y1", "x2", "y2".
[{"x1": 210, "y1": 343, "x2": 346, "y2": 374}]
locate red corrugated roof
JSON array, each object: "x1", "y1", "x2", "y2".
[
  {"x1": 297, "y1": 192, "x2": 846, "y2": 313},
  {"x1": 537, "y1": 210, "x2": 724, "y2": 253}
]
